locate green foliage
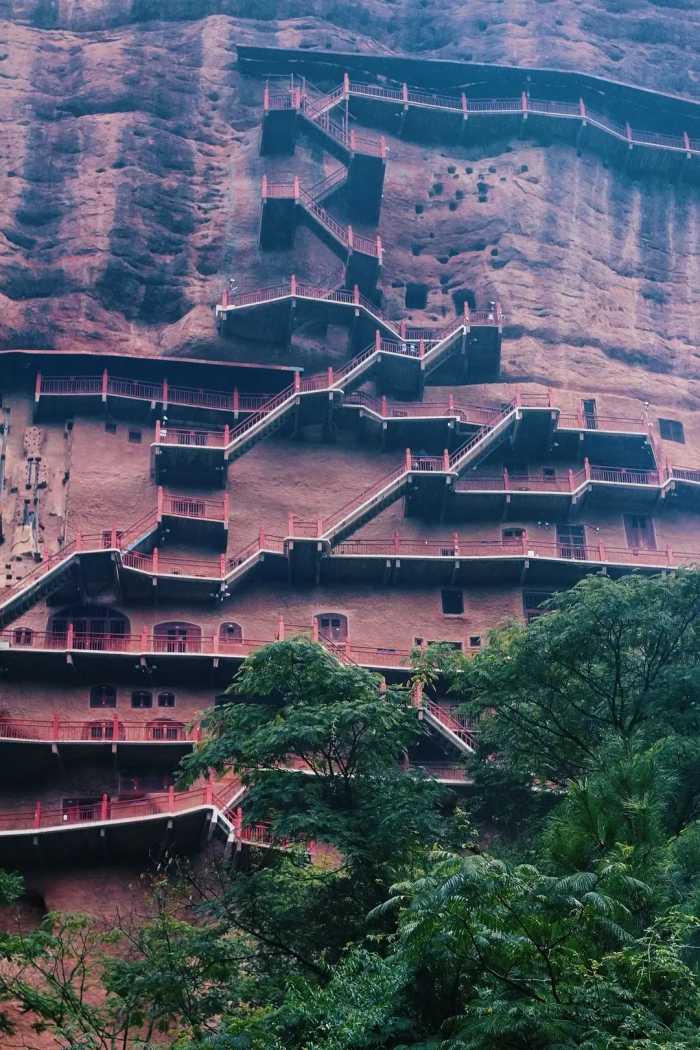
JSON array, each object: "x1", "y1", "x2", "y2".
[{"x1": 4, "y1": 576, "x2": 700, "y2": 1048}]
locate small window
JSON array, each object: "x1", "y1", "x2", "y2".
[
  {"x1": 105, "y1": 421, "x2": 117, "y2": 434},
  {"x1": 316, "y1": 614, "x2": 348, "y2": 642},
  {"x1": 219, "y1": 622, "x2": 243, "y2": 643},
  {"x1": 89, "y1": 686, "x2": 116, "y2": 709},
  {"x1": 542, "y1": 467, "x2": 555, "y2": 479},
  {"x1": 426, "y1": 640, "x2": 463, "y2": 651},
  {"x1": 131, "y1": 690, "x2": 152, "y2": 709},
  {"x1": 469, "y1": 636, "x2": 481, "y2": 648},
  {"x1": 441, "y1": 589, "x2": 464, "y2": 615},
  {"x1": 128, "y1": 429, "x2": 142, "y2": 444},
  {"x1": 582, "y1": 399, "x2": 598, "y2": 429},
  {"x1": 624, "y1": 514, "x2": 656, "y2": 551},
  {"x1": 157, "y1": 692, "x2": 175, "y2": 708},
  {"x1": 502, "y1": 527, "x2": 526, "y2": 541},
  {"x1": 13, "y1": 627, "x2": 33, "y2": 646},
  {"x1": 523, "y1": 591, "x2": 554, "y2": 623},
  {"x1": 101, "y1": 530, "x2": 124, "y2": 549},
  {"x1": 659, "y1": 418, "x2": 684, "y2": 443}
]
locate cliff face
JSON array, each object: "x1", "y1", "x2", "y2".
[{"x1": 1, "y1": 2, "x2": 699, "y2": 407}]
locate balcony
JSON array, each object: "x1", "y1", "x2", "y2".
[
  {"x1": 151, "y1": 421, "x2": 229, "y2": 485},
  {"x1": 158, "y1": 488, "x2": 229, "y2": 548}
]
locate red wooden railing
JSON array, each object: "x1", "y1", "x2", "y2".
[
  {"x1": 268, "y1": 74, "x2": 699, "y2": 156},
  {"x1": 35, "y1": 371, "x2": 271, "y2": 417},
  {"x1": 0, "y1": 716, "x2": 200, "y2": 744}
]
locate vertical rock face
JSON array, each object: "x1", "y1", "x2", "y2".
[{"x1": 1, "y1": 2, "x2": 698, "y2": 395}]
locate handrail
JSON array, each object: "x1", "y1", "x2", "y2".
[{"x1": 0, "y1": 717, "x2": 199, "y2": 744}]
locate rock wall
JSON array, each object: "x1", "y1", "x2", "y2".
[{"x1": 1, "y1": 3, "x2": 698, "y2": 409}]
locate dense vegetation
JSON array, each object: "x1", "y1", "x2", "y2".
[{"x1": 2, "y1": 570, "x2": 700, "y2": 1048}]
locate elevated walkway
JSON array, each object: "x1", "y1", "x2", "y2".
[
  {"x1": 249, "y1": 62, "x2": 700, "y2": 183},
  {"x1": 259, "y1": 177, "x2": 383, "y2": 292},
  {"x1": 216, "y1": 279, "x2": 503, "y2": 381},
  {"x1": 261, "y1": 78, "x2": 388, "y2": 220}
]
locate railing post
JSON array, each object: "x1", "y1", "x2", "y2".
[
  {"x1": 101, "y1": 369, "x2": 109, "y2": 403},
  {"x1": 393, "y1": 529, "x2": 400, "y2": 554},
  {"x1": 461, "y1": 92, "x2": 468, "y2": 119},
  {"x1": 168, "y1": 784, "x2": 175, "y2": 811},
  {"x1": 568, "y1": 468, "x2": 575, "y2": 491},
  {"x1": 405, "y1": 447, "x2": 412, "y2": 471},
  {"x1": 111, "y1": 527, "x2": 117, "y2": 549},
  {"x1": 205, "y1": 776, "x2": 214, "y2": 806},
  {"x1": 419, "y1": 338, "x2": 425, "y2": 359},
  {"x1": 400, "y1": 319, "x2": 407, "y2": 340},
  {"x1": 598, "y1": 541, "x2": 606, "y2": 562},
  {"x1": 33, "y1": 802, "x2": 41, "y2": 829},
  {"x1": 448, "y1": 393, "x2": 455, "y2": 414},
  {"x1": 34, "y1": 371, "x2": 42, "y2": 403},
  {"x1": 347, "y1": 224, "x2": 354, "y2": 251},
  {"x1": 113, "y1": 713, "x2": 120, "y2": 741},
  {"x1": 277, "y1": 615, "x2": 285, "y2": 641},
  {"x1": 261, "y1": 174, "x2": 268, "y2": 200},
  {"x1": 155, "y1": 418, "x2": 161, "y2": 443},
  {"x1": 453, "y1": 531, "x2": 460, "y2": 558},
  {"x1": 52, "y1": 712, "x2": 60, "y2": 740},
  {"x1": 411, "y1": 681, "x2": 423, "y2": 708},
  {"x1": 287, "y1": 512, "x2": 294, "y2": 536},
  {"x1": 66, "y1": 623, "x2": 74, "y2": 651},
  {"x1": 579, "y1": 97, "x2": 587, "y2": 121},
  {"x1": 219, "y1": 554, "x2": 226, "y2": 578},
  {"x1": 162, "y1": 377, "x2": 168, "y2": 409},
  {"x1": 402, "y1": 83, "x2": 409, "y2": 108},
  {"x1": 343, "y1": 71, "x2": 350, "y2": 98},
  {"x1": 521, "y1": 91, "x2": 528, "y2": 118},
  {"x1": 290, "y1": 273, "x2": 297, "y2": 298},
  {"x1": 232, "y1": 387, "x2": 239, "y2": 417},
  {"x1": 220, "y1": 287, "x2": 229, "y2": 309},
  {"x1": 157, "y1": 486, "x2": 164, "y2": 522},
  {"x1": 294, "y1": 371, "x2": 302, "y2": 392},
  {"x1": 223, "y1": 423, "x2": 230, "y2": 446},
  {"x1": 353, "y1": 284, "x2": 360, "y2": 306},
  {"x1": 293, "y1": 175, "x2": 300, "y2": 203},
  {"x1": 376, "y1": 235, "x2": 383, "y2": 264},
  {"x1": 463, "y1": 300, "x2": 470, "y2": 326},
  {"x1": 442, "y1": 448, "x2": 450, "y2": 471},
  {"x1": 503, "y1": 466, "x2": 510, "y2": 490},
  {"x1": 100, "y1": 793, "x2": 109, "y2": 821},
  {"x1": 152, "y1": 547, "x2": 159, "y2": 575},
  {"x1": 375, "y1": 330, "x2": 381, "y2": 353},
  {"x1": 327, "y1": 366, "x2": 334, "y2": 387},
  {"x1": 233, "y1": 806, "x2": 243, "y2": 842},
  {"x1": 317, "y1": 516, "x2": 323, "y2": 538},
  {"x1": 259, "y1": 526, "x2": 266, "y2": 548},
  {"x1": 263, "y1": 82, "x2": 270, "y2": 112},
  {"x1": 75, "y1": 530, "x2": 82, "y2": 552},
  {"x1": 223, "y1": 492, "x2": 229, "y2": 522},
  {"x1": 683, "y1": 131, "x2": 691, "y2": 154},
  {"x1": 349, "y1": 127, "x2": 355, "y2": 152},
  {"x1": 584, "y1": 457, "x2": 592, "y2": 481},
  {"x1": 381, "y1": 395, "x2": 388, "y2": 416},
  {"x1": 141, "y1": 625, "x2": 149, "y2": 651}
]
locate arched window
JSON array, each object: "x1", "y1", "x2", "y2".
[
  {"x1": 153, "y1": 622, "x2": 202, "y2": 654},
  {"x1": 49, "y1": 606, "x2": 130, "y2": 650},
  {"x1": 89, "y1": 686, "x2": 116, "y2": 709},
  {"x1": 147, "y1": 718, "x2": 185, "y2": 741},
  {"x1": 315, "y1": 613, "x2": 348, "y2": 643},
  {"x1": 82, "y1": 719, "x2": 124, "y2": 741},
  {"x1": 131, "y1": 690, "x2": 152, "y2": 709},
  {"x1": 157, "y1": 692, "x2": 176, "y2": 708},
  {"x1": 219, "y1": 621, "x2": 243, "y2": 648}
]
